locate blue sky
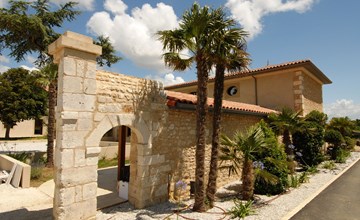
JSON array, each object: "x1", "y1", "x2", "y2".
[{"x1": 0, "y1": 0, "x2": 359, "y2": 119}]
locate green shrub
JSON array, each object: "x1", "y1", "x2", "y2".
[
  {"x1": 7, "y1": 152, "x2": 30, "y2": 163},
  {"x1": 334, "y1": 148, "x2": 350, "y2": 163},
  {"x1": 344, "y1": 136, "x2": 356, "y2": 150},
  {"x1": 288, "y1": 174, "x2": 301, "y2": 188},
  {"x1": 228, "y1": 199, "x2": 255, "y2": 219},
  {"x1": 322, "y1": 161, "x2": 336, "y2": 170},
  {"x1": 254, "y1": 121, "x2": 289, "y2": 195},
  {"x1": 325, "y1": 129, "x2": 344, "y2": 147},
  {"x1": 293, "y1": 121, "x2": 324, "y2": 167}
]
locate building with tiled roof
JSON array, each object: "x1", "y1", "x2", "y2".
[{"x1": 165, "y1": 60, "x2": 332, "y2": 116}]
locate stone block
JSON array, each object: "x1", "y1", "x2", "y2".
[
  {"x1": 77, "y1": 119, "x2": 93, "y2": 131},
  {"x1": 75, "y1": 185, "x2": 83, "y2": 202},
  {"x1": 59, "y1": 93, "x2": 96, "y2": 112},
  {"x1": 150, "y1": 164, "x2": 171, "y2": 175},
  {"x1": 138, "y1": 155, "x2": 165, "y2": 166},
  {"x1": 86, "y1": 156, "x2": 98, "y2": 166},
  {"x1": 55, "y1": 148, "x2": 74, "y2": 169},
  {"x1": 57, "y1": 131, "x2": 88, "y2": 148},
  {"x1": 62, "y1": 75, "x2": 83, "y2": 93},
  {"x1": 136, "y1": 144, "x2": 152, "y2": 156},
  {"x1": 83, "y1": 182, "x2": 97, "y2": 200},
  {"x1": 137, "y1": 165, "x2": 150, "y2": 178},
  {"x1": 74, "y1": 148, "x2": 86, "y2": 167},
  {"x1": 61, "y1": 111, "x2": 79, "y2": 119},
  {"x1": 62, "y1": 57, "x2": 76, "y2": 76},
  {"x1": 78, "y1": 112, "x2": 93, "y2": 119},
  {"x1": 85, "y1": 62, "x2": 97, "y2": 79},
  {"x1": 155, "y1": 183, "x2": 168, "y2": 197},
  {"x1": 58, "y1": 166, "x2": 97, "y2": 187},
  {"x1": 84, "y1": 78, "x2": 97, "y2": 95},
  {"x1": 94, "y1": 113, "x2": 105, "y2": 122},
  {"x1": 55, "y1": 186, "x2": 75, "y2": 206},
  {"x1": 86, "y1": 147, "x2": 101, "y2": 157},
  {"x1": 76, "y1": 60, "x2": 86, "y2": 77}
]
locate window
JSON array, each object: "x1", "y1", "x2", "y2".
[
  {"x1": 227, "y1": 86, "x2": 238, "y2": 96},
  {"x1": 34, "y1": 119, "x2": 43, "y2": 135}
]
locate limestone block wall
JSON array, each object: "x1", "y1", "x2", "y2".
[
  {"x1": 151, "y1": 109, "x2": 263, "y2": 200},
  {"x1": 293, "y1": 71, "x2": 323, "y2": 115},
  {"x1": 302, "y1": 73, "x2": 323, "y2": 115}
]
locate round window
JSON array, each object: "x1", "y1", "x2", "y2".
[{"x1": 227, "y1": 86, "x2": 238, "y2": 96}]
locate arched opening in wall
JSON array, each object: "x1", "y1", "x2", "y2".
[{"x1": 97, "y1": 125, "x2": 135, "y2": 209}]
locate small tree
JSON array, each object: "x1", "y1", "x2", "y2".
[
  {"x1": 0, "y1": 68, "x2": 47, "y2": 139},
  {"x1": 220, "y1": 125, "x2": 278, "y2": 200}
]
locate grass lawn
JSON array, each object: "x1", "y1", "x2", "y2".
[
  {"x1": 30, "y1": 157, "x2": 126, "y2": 186},
  {"x1": 30, "y1": 167, "x2": 55, "y2": 187}
]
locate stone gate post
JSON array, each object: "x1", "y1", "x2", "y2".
[{"x1": 48, "y1": 31, "x2": 102, "y2": 220}]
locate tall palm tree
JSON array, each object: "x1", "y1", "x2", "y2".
[
  {"x1": 158, "y1": 3, "x2": 222, "y2": 211},
  {"x1": 206, "y1": 18, "x2": 250, "y2": 207},
  {"x1": 268, "y1": 107, "x2": 301, "y2": 172},
  {"x1": 220, "y1": 125, "x2": 268, "y2": 200},
  {"x1": 37, "y1": 63, "x2": 58, "y2": 167}
]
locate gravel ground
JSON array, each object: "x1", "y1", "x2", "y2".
[{"x1": 97, "y1": 152, "x2": 360, "y2": 220}]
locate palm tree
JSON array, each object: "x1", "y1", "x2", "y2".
[
  {"x1": 206, "y1": 18, "x2": 250, "y2": 207},
  {"x1": 268, "y1": 108, "x2": 301, "y2": 172},
  {"x1": 158, "y1": 3, "x2": 222, "y2": 211},
  {"x1": 220, "y1": 125, "x2": 269, "y2": 200},
  {"x1": 37, "y1": 63, "x2": 58, "y2": 167}
]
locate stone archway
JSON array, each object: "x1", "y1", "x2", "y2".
[
  {"x1": 86, "y1": 114, "x2": 151, "y2": 207},
  {"x1": 49, "y1": 32, "x2": 158, "y2": 220}
]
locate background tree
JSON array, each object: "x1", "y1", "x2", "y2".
[
  {"x1": 0, "y1": 68, "x2": 47, "y2": 139},
  {"x1": 158, "y1": 3, "x2": 220, "y2": 211},
  {"x1": 1, "y1": 0, "x2": 121, "y2": 167},
  {"x1": 293, "y1": 111, "x2": 326, "y2": 167},
  {"x1": 206, "y1": 14, "x2": 250, "y2": 207}
]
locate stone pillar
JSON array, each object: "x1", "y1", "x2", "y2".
[
  {"x1": 293, "y1": 71, "x2": 304, "y2": 115},
  {"x1": 48, "y1": 31, "x2": 102, "y2": 220}
]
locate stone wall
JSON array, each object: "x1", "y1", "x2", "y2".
[
  {"x1": 152, "y1": 109, "x2": 263, "y2": 200},
  {"x1": 302, "y1": 73, "x2": 323, "y2": 115}
]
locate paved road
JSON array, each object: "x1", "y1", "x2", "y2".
[{"x1": 291, "y1": 160, "x2": 360, "y2": 220}]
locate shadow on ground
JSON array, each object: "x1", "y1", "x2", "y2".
[{"x1": 0, "y1": 208, "x2": 52, "y2": 220}]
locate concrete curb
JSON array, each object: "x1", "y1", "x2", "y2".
[{"x1": 281, "y1": 155, "x2": 360, "y2": 220}]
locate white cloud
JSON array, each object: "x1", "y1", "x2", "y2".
[
  {"x1": 0, "y1": 64, "x2": 10, "y2": 73},
  {"x1": 49, "y1": 0, "x2": 95, "y2": 11},
  {"x1": 104, "y1": 0, "x2": 127, "y2": 15},
  {"x1": 0, "y1": 55, "x2": 10, "y2": 63},
  {"x1": 324, "y1": 99, "x2": 360, "y2": 120},
  {"x1": 87, "y1": 1, "x2": 179, "y2": 73},
  {"x1": 20, "y1": 65, "x2": 39, "y2": 72},
  {"x1": 0, "y1": 0, "x2": 9, "y2": 8},
  {"x1": 226, "y1": 0, "x2": 316, "y2": 39},
  {"x1": 26, "y1": 55, "x2": 37, "y2": 64},
  {"x1": 149, "y1": 73, "x2": 185, "y2": 86}
]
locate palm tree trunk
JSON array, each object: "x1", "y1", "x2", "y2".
[
  {"x1": 193, "y1": 55, "x2": 209, "y2": 212},
  {"x1": 46, "y1": 79, "x2": 57, "y2": 167},
  {"x1": 283, "y1": 129, "x2": 292, "y2": 156},
  {"x1": 242, "y1": 157, "x2": 254, "y2": 200},
  {"x1": 206, "y1": 64, "x2": 225, "y2": 207}
]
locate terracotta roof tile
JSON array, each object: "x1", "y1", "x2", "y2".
[
  {"x1": 166, "y1": 90, "x2": 276, "y2": 115},
  {"x1": 165, "y1": 59, "x2": 331, "y2": 89}
]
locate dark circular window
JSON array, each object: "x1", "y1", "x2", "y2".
[{"x1": 227, "y1": 86, "x2": 238, "y2": 96}]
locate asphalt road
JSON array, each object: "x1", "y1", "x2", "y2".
[{"x1": 291, "y1": 160, "x2": 360, "y2": 220}]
